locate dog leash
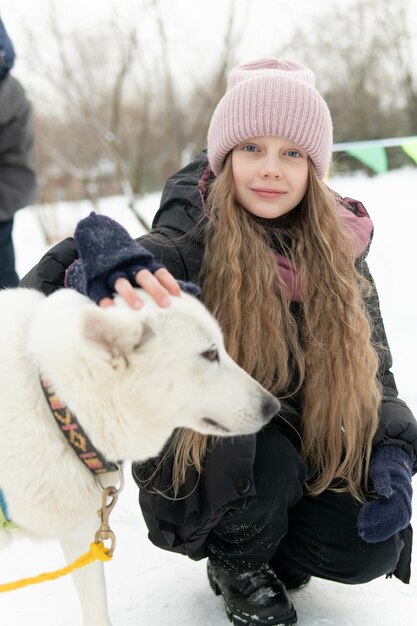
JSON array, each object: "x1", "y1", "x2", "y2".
[
  {"x1": 0, "y1": 378, "x2": 124, "y2": 593},
  {"x1": 0, "y1": 468, "x2": 124, "y2": 593},
  {"x1": 0, "y1": 542, "x2": 111, "y2": 593}
]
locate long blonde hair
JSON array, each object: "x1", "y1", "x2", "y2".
[{"x1": 171, "y1": 154, "x2": 381, "y2": 501}]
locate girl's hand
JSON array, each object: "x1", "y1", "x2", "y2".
[
  {"x1": 66, "y1": 213, "x2": 196, "y2": 309},
  {"x1": 99, "y1": 267, "x2": 181, "y2": 310},
  {"x1": 357, "y1": 446, "x2": 413, "y2": 543}
]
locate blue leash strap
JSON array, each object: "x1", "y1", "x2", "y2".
[
  {"x1": 0, "y1": 488, "x2": 8, "y2": 520},
  {"x1": 0, "y1": 488, "x2": 17, "y2": 529}
]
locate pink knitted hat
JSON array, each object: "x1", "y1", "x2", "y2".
[{"x1": 207, "y1": 58, "x2": 333, "y2": 179}]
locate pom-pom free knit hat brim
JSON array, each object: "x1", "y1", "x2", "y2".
[{"x1": 207, "y1": 58, "x2": 333, "y2": 179}]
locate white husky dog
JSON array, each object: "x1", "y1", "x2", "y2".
[{"x1": 0, "y1": 287, "x2": 278, "y2": 625}]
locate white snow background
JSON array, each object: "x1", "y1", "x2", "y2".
[{"x1": 1, "y1": 167, "x2": 417, "y2": 625}]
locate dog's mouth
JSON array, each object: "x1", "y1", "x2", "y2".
[{"x1": 201, "y1": 417, "x2": 230, "y2": 433}]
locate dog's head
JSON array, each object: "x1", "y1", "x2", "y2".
[{"x1": 34, "y1": 289, "x2": 279, "y2": 461}]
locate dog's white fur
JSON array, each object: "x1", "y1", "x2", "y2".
[{"x1": 0, "y1": 287, "x2": 278, "y2": 625}]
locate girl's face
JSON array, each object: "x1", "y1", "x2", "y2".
[{"x1": 231, "y1": 136, "x2": 309, "y2": 219}]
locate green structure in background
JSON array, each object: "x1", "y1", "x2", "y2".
[
  {"x1": 345, "y1": 147, "x2": 388, "y2": 174},
  {"x1": 401, "y1": 140, "x2": 417, "y2": 165},
  {"x1": 333, "y1": 136, "x2": 417, "y2": 174}
]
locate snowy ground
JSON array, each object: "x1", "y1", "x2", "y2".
[{"x1": 2, "y1": 168, "x2": 417, "y2": 625}]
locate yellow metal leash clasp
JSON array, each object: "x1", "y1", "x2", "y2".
[
  {"x1": 95, "y1": 464, "x2": 124, "y2": 557},
  {"x1": 95, "y1": 486, "x2": 118, "y2": 557}
]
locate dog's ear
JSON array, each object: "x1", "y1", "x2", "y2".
[{"x1": 80, "y1": 308, "x2": 154, "y2": 357}]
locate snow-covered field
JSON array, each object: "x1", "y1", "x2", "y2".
[{"x1": 2, "y1": 168, "x2": 417, "y2": 625}]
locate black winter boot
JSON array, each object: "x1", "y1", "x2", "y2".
[{"x1": 207, "y1": 560, "x2": 297, "y2": 625}]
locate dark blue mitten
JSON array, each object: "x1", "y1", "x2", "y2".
[
  {"x1": 358, "y1": 446, "x2": 413, "y2": 543},
  {"x1": 66, "y1": 212, "x2": 200, "y2": 302}
]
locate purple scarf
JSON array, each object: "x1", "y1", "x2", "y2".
[{"x1": 275, "y1": 198, "x2": 374, "y2": 302}]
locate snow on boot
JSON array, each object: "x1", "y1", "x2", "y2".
[{"x1": 207, "y1": 559, "x2": 297, "y2": 625}]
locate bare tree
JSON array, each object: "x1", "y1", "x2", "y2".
[
  {"x1": 186, "y1": 0, "x2": 241, "y2": 156},
  {"x1": 151, "y1": 0, "x2": 184, "y2": 173},
  {"x1": 284, "y1": 0, "x2": 417, "y2": 142},
  {"x1": 23, "y1": 3, "x2": 154, "y2": 229},
  {"x1": 383, "y1": 0, "x2": 417, "y2": 134}
]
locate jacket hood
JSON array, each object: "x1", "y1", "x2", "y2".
[{"x1": 153, "y1": 150, "x2": 213, "y2": 234}]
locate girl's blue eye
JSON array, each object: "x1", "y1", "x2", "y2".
[
  {"x1": 243, "y1": 144, "x2": 258, "y2": 152},
  {"x1": 287, "y1": 150, "x2": 301, "y2": 158}
]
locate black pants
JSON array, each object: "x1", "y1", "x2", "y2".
[
  {"x1": 205, "y1": 424, "x2": 405, "y2": 584},
  {"x1": 0, "y1": 219, "x2": 19, "y2": 288}
]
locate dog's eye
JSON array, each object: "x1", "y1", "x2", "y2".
[{"x1": 201, "y1": 348, "x2": 219, "y2": 363}]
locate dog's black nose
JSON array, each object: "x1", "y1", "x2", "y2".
[{"x1": 261, "y1": 395, "x2": 280, "y2": 421}]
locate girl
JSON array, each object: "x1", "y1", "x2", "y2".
[{"x1": 22, "y1": 59, "x2": 416, "y2": 626}]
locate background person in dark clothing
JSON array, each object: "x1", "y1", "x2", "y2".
[{"x1": 0, "y1": 17, "x2": 37, "y2": 288}]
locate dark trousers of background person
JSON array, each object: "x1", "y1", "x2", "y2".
[
  {"x1": 0, "y1": 219, "x2": 19, "y2": 288},
  {"x1": 205, "y1": 423, "x2": 407, "y2": 584}
]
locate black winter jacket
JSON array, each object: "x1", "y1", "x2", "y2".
[
  {"x1": 20, "y1": 151, "x2": 417, "y2": 562},
  {"x1": 0, "y1": 74, "x2": 37, "y2": 221}
]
